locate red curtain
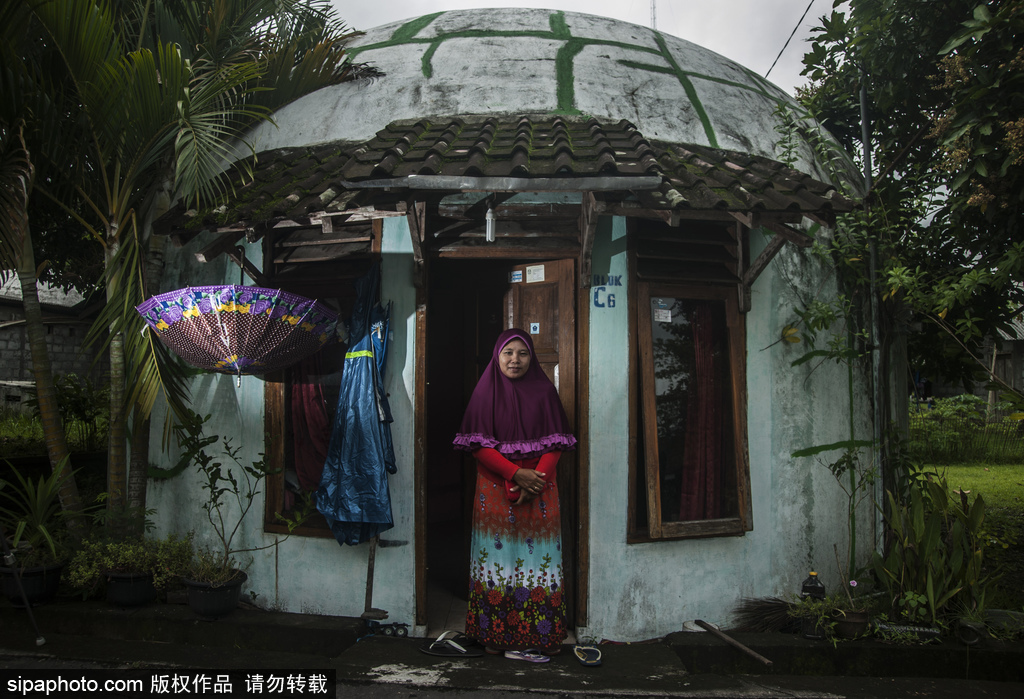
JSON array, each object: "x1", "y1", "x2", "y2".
[
  {"x1": 678, "y1": 301, "x2": 723, "y2": 521},
  {"x1": 290, "y1": 354, "x2": 331, "y2": 492}
]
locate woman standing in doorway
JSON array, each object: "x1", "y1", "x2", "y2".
[{"x1": 454, "y1": 329, "x2": 576, "y2": 660}]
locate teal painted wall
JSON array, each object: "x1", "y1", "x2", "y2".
[
  {"x1": 148, "y1": 222, "x2": 418, "y2": 624},
  {"x1": 580, "y1": 219, "x2": 874, "y2": 641}
]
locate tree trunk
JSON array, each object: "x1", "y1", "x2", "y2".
[
  {"x1": 126, "y1": 191, "x2": 170, "y2": 515},
  {"x1": 17, "y1": 226, "x2": 86, "y2": 532},
  {"x1": 127, "y1": 405, "x2": 150, "y2": 520},
  {"x1": 105, "y1": 240, "x2": 127, "y2": 512}
]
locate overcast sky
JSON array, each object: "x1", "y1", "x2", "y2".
[{"x1": 331, "y1": 0, "x2": 830, "y2": 97}]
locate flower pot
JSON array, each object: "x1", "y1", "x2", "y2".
[
  {"x1": 957, "y1": 618, "x2": 987, "y2": 646},
  {"x1": 0, "y1": 562, "x2": 63, "y2": 607},
  {"x1": 105, "y1": 572, "x2": 157, "y2": 607},
  {"x1": 801, "y1": 617, "x2": 828, "y2": 640},
  {"x1": 183, "y1": 570, "x2": 247, "y2": 619},
  {"x1": 831, "y1": 609, "x2": 870, "y2": 639}
]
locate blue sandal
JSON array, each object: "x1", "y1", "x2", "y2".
[
  {"x1": 573, "y1": 645, "x2": 602, "y2": 666},
  {"x1": 504, "y1": 649, "x2": 550, "y2": 663}
]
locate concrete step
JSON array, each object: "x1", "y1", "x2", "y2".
[{"x1": 0, "y1": 597, "x2": 363, "y2": 661}]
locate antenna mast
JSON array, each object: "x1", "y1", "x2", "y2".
[{"x1": 651, "y1": 0, "x2": 657, "y2": 29}]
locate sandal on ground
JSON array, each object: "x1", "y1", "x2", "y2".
[
  {"x1": 505, "y1": 649, "x2": 550, "y2": 663},
  {"x1": 419, "y1": 631, "x2": 484, "y2": 657},
  {"x1": 485, "y1": 645, "x2": 503, "y2": 655},
  {"x1": 573, "y1": 645, "x2": 602, "y2": 666}
]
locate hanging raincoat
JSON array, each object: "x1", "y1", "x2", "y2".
[{"x1": 315, "y1": 264, "x2": 396, "y2": 545}]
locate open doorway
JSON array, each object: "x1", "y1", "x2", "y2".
[
  {"x1": 424, "y1": 257, "x2": 578, "y2": 637},
  {"x1": 425, "y1": 259, "x2": 508, "y2": 634}
]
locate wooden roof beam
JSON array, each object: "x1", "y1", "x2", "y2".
[
  {"x1": 761, "y1": 220, "x2": 815, "y2": 248},
  {"x1": 195, "y1": 231, "x2": 246, "y2": 264}
]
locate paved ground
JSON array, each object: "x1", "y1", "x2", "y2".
[{"x1": 2, "y1": 598, "x2": 1023, "y2": 698}]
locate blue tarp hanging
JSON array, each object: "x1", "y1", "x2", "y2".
[{"x1": 315, "y1": 264, "x2": 396, "y2": 546}]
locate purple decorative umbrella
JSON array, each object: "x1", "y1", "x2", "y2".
[{"x1": 136, "y1": 285, "x2": 338, "y2": 380}]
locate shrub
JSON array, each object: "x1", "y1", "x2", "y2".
[{"x1": 908, "y1": 394, "x2": 1024, "y2": 464}]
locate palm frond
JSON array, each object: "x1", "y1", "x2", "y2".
[{"x1": 86, "y1": 218, "x2": 191, "y2": 423}]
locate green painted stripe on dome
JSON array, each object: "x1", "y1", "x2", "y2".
[
  {"x1": 346, "y1": 10, "x2": 784, "y2": 146},
  {"x1": 548, "y1": 10, "x2": 571, "y2": 39},
  {"x1": 391, "y1": 12, "x2": 445, "y2": 42},
  {"x1": 556, "y1": 37, "x2": 586, "y2": 113},
  {"x1": 652, "y1": 32, "x2": 717, "y2": 148}
]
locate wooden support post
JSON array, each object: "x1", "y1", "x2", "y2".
[
  {"x1": 736, "y1": 221, "x2": 750, "y2": 313},
  {"x1": 579, "y1": 192, "x2": 600, "y2": 289},
  {"x1": 743, "y1": 234, "x2": 787, "y2": 289},
  {"x1": 406, "y1": 201, "x2": 427, "y2": 289},
  {"x1": 224, "y1": 245, "x2": 268, "y2": 286}
]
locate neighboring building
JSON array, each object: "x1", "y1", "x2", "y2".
[
  {"x1": 0, "y1": 275, "x2": 103, "y2": 411},
  {"x1": 992, "y1": 316, "x2": 1024, "y2": 394},
  {"x1": 148, "y1": 9, "x2": 872, "y2": 640},
  {"x1": 917, "y1": 315, "x2": 1024, "y2": 403}
]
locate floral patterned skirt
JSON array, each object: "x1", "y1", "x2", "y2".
[{"x1": 465, "y1": 472, "x2": 567, "y2": 652}]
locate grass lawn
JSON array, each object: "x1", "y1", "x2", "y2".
[{"x1": 925, "y1": 461, "x2": 1024, "y2": 611}]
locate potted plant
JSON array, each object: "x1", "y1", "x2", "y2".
[
  {"x1": 67, "y1": 532, "x2": 193, "y2": 606},
  {"x1": 788, "y1": 594, "x2": 840, "y2": 640},
  {"x1": 174, "y1": 414, "x2": 308, "y2": 618},
  {"x1": 0, "y1": 463, "x2": 74, "y2": 606},
  {"x1": 828, "y1": 546, "x2": 872, "y2": 639}
]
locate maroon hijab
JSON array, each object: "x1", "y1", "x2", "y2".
[{"x1": 454, "y1": 328, "x2": 576, "y2": 459}]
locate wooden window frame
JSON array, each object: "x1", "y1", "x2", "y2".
[{"x1": 632, "y1": 280, "x2": 752, "y2": 541}]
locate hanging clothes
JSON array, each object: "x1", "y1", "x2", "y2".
[{"x1": 315, "y1": 264, "x2": 396, "y2": 546}]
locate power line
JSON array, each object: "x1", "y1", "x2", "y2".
[{"x1": 765, "y1": 0, "x2": 818, "y2": 79}]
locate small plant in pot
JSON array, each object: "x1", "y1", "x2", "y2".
[
  {"x1": 829, "y1": 547, "x2": 873, "y2": 640},
  {"x1": 67, "y1": 529, "x2": 193, "y2": 607},
  {"x1": 0, "y1": 462, "x2": 76, "y2": 606},
  {"x1": 175, "y1": 414, "x2": 308, "y2": 619}
]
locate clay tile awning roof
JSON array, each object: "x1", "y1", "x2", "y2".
[{"x1": 157, "y1": 115, "x2": 856, "y2": 236}]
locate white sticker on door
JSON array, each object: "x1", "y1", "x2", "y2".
[
  {"x1": 526, "y1": 265, "x2": 545, "y2": 283},
  {"x1": 510, "y1": 270, "x2": 523, "y2": 283},
  {"x1": 530, "y1": 323, "x2": 540, "y2": 334}
]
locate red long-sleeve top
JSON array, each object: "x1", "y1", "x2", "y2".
[{"x1": 473, "y1": 447, "x2": 560, "y2": 501}]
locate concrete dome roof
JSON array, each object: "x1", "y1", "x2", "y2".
[{"x1": 247, "y1": 8, "x2": 851, "y2": 183}]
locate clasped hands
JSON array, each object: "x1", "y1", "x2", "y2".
[{"x1": 509, "y1": 467, "x2": 547, "y2": 505}]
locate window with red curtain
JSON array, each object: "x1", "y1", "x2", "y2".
[{"x1": 634, "y1": 282, "x2": 751, "y2": 541}]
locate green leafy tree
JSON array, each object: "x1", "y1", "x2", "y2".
[{"x1": 800, "y1": 0, "x2": 1024, "y2": 392}]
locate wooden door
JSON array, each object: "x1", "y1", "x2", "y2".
[{"x1": 504, "y1": 258, "x2": 577, "y2": 622}]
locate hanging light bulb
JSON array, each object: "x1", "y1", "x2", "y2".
[{"x1": 485, "y1": 205, "x2": 496, "y2": 243}]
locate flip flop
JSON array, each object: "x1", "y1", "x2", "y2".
[
  {"x1": 419, "y1": 631, "x2": 484, "y2": 657},
  {"x1": 505, "y1": 649, "x2": 550, "y2": 663},
  {"x1": 573, "y1": 645, "x2": 602, "y2": 666}
]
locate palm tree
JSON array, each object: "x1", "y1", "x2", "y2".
[{"x1": 12, "y1": 0, "x2": 367, "y2": 517}]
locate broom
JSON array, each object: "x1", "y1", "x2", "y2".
[{"x1": 730, "y1": 597, "x2": 799, "y2": 633}]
